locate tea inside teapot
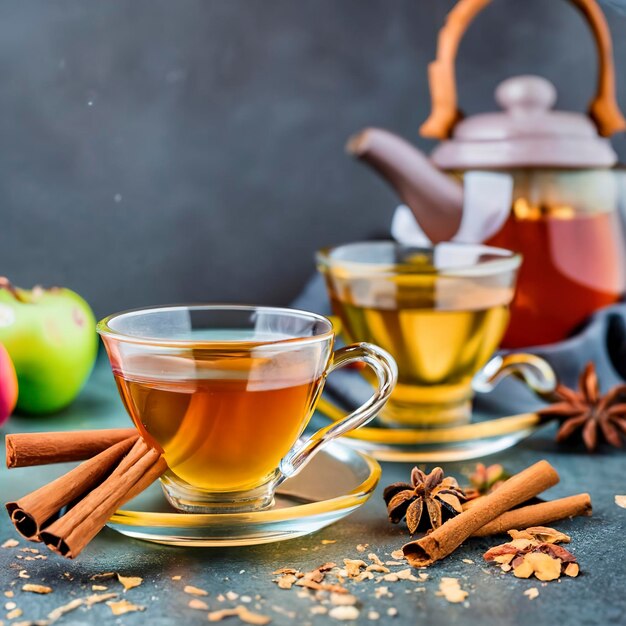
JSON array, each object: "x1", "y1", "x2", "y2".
[{"x1": 486, "y1": 168, "x2": 626, "y2": 346}]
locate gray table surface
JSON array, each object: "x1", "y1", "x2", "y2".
[{"x1": 1, "y1": 356, "x2": 625, "y2": 626}]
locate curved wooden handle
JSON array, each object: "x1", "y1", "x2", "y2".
[
  {"x1": 420, "y1": 0, "x2": 626, "y2": 139},
  {"x1": 571, "y1": 0, "x2": 626, "y2": 136},
  {"x1": 419, "y1": 0, "x2": 489, "y2": 139}
]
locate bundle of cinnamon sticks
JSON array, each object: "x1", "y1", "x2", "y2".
[
  {"x1": 4, "y1": 428, "x2": 167, "y2": 559},
  {"x1": 403, "y1": 460, "x2": 592, "y2": 567}
]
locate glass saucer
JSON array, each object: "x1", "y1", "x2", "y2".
[
  {"x1": 107, "y1": 442, "x2": 380, "y2": 547},
  {"x1": 315, "y1": 397, "x2": 543, "y2": 462}
]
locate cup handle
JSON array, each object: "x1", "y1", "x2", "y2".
[
  {"x1": 278, "y1": 342, "x2": 397, "y2": 480},
  {"x1": 472, "y1": 353, "x2": 558, "y2": 400}
]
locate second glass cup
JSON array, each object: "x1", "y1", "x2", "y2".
[{"x1": 317, "y1": 241, "x2": 522, "y2": 428}]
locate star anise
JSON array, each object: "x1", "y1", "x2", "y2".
[
  {"x1": 383, "y1": 467, "x2": 466, "y2": 534},
  {"x1": 538, "y1": 362, "x2": 626, "y2": 451}
]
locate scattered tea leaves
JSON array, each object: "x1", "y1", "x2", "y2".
[
  {"x1": 388, "y1": 569, "x2": 418, "y2": 582},
  {"x1": 295, "y1": 579, "x2": 348, "y2": 593},
  {"x1": 275, "y1": 574, "x2": 297, "y2": 590},
  {"x1": 84, "y1": 592, "x2": 119, "y2": 607},
  {"x1": 343, "y1": 559, "x2": 366, "y2": 578},
  {"x1": 615, "y1": 495, "x2": 626, "y2": 509},
  {"x1": 116, "y1": 574, "x2": 143, "y2": 591},
  {"x1": 524, "y1": 587, "x2": 539, "y2": 600},
  {"x1": 91, "y1": 585, "x2": 107, "y2": 591},
  {"x1": 188, "y1": 598, "x2": 209, "y2": 610},
  {"x1": 436, "y1": 578, "x2": 468, "y2": 604},
  {"x1": 1, "y1": 539, "x2": 19, "y2": 549},
  {"x1": 208, "y1": 606, "x2": 271, "y2": 624},
  {"x1": 17, "y1": 571, "x2": 29, "y2": 579},
  {"x1": 271, "y1": 606, "x2": 295, "y2": 619},
  {"x1": 317, "y1": 562, "x2": 337, "y2": 572},
  {"x1": 22, "y1": 584, "x2": 52, "y2": 594},
  {"x1": 184, "y1": 585, "x2": 208, "y2": 597},
  {"x1": 38, "y1": 593, "x2": 120, "y2": 626},
  {"x1": 107, "y1": 599, "x2": 145, "y2": 616},
  {"x1": 6, "y1": 607, "x2": 22, "y2": 619},
  {"x1": 328, "y1": 605, "x2": 359, "y2": 621},
  {"x1": 47, "y1": 597, "x2": 83, "y2": 622},
  {"x1": 329, "y1": 593, "x2": 357, "y2": 606},
  {"x1": 90, "y1": 573, "x2": 115, "y2": 581}
]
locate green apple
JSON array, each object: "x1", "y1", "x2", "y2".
[{"x1": 0, "y1": 277, "x2": 97, "y2": 414}]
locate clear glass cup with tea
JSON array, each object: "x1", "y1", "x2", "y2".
[
  {"x1": 317, "y1": 241, "x2": 521, "y2": 428},
  {"x1": 97, "y1": 305, "x2": 397, "y2": 513}
]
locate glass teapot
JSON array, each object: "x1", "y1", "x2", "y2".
[{"x1": 348, "y1": 0, "x2": 626, "y2": 348}]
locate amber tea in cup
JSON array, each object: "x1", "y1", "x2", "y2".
[
  {"x1": 97, "y1": 305, "x2": 396, "y2": 513},
  {"x1": 317, "y1": 242, "x2": 521, "y2": 427},
  {"x1": 115, "y1": 356, "x2": 320, "y2": 492}
]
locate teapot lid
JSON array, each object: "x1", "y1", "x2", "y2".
[{"x1": 431, "y1": 75, "x2": 618, "y2": 169}]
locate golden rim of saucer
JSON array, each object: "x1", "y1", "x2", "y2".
[
  {"x1": 316, "y1": 396, "x2": 541, "y2": 445},
  {"x1": 109, "y1": 450, "x2": 381, "y2": 528}
]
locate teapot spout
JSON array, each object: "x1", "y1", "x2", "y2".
[{"x1": 347, "y1": 128, "x2": 464, "y2": 243}]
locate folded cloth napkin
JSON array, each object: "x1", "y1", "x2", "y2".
[{"x1": 293, "y1": 272, "x2": 626, "y2": 419}]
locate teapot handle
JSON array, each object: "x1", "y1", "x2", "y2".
[{"x1": 420, "y1": 0, "x2": 626, "y2": 139}]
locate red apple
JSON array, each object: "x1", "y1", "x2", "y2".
[{"x1": 0, "y1": 342, "x2": 18, "y2": 425}]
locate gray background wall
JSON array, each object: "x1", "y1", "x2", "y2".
[{"x1": 1, "y1": 0, "x2": 626, "y2": 318}]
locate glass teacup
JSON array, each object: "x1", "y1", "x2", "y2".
[
  {"x1": 317, "y1": 241, "x2": 521, "y2": 428},
  {"x1": 97, "y1": 305, "x2": 397, "y2": 513}
]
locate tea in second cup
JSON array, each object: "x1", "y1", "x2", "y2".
[{"x1": 317, "y1": 242, "x2": 521, "y2": 427}]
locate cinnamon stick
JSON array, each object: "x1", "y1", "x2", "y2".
[
  {"x1": 403, "y1": 460, "x2": 559, "y2": 567},
  {"x1": 6, "y1": 428, "x2": 136, "y2": 468},
  {"x1": 119, "y1": 458, "x2": 169, "y2": 507},
  {"x1": 40, "y1": 438, "x2": 167, "y2": 558},
  {"x1": 6, "y1": 436, "x2": 138, "y2": 539},
  {"x1": 471, "y1": 493, "x2": 592, "y2": 537}
]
